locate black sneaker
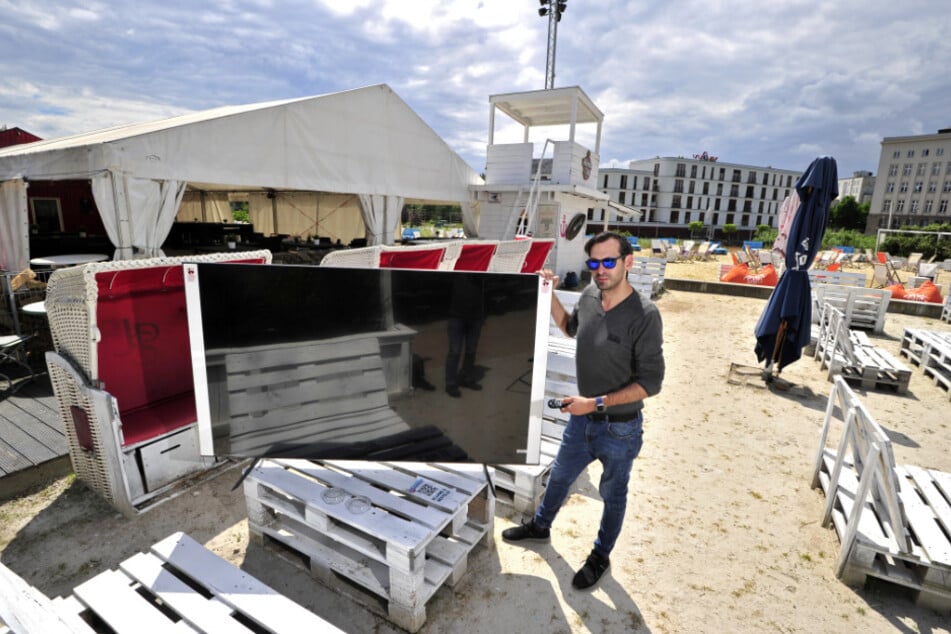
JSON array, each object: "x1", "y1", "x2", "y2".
[
  {"x1": 446, "y1": 385, "x2": 461, "y2": 398},
  {"x1": 459, "y1": 380, "x2": 482, "y2": 391},
  {"x1": 572, "y1": 551, "x2": 610, "y2": 589},
  {"x1": 501, "y1": 519, "x2": 550, "y2": 543}
]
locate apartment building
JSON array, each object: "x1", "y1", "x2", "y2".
[
  {"x1": 837, "y1": 170, "x2": 876, "y2": 205},
  {"x1": 593, "y1": 156, "x2": 801, "y2": 237},
  {"x1": 866, "y1": 128, "x2": 951, "y2": 232}
]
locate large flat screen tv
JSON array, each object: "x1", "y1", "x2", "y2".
[{"x1": 183, "y1": 262, "x2": 549, "y2": 464}]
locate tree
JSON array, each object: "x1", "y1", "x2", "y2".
[
  {"x1": 829, "y1": 196, "x2": 868, "y2": 231},
  {"x1": 722, "y1": 223, "x2": 738, "y2": 244},
  {"x1": 688, "y1": 220, "x2": 704, "y2": 237}
]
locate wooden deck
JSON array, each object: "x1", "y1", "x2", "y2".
[{"x1": 0, "y1": 372, "x2": 71, "y2": 500}]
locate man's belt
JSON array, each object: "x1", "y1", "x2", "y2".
[{"x1": 587, "y1": 412, "x2": 641, "y2": 423}]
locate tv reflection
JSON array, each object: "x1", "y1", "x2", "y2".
[{"x1": 195, "y1": 265, "x2": 539, "y2": 464}]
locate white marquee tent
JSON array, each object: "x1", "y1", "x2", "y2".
[{"x1": 0, "y1": 84, "x2": 483, "y2": 271}]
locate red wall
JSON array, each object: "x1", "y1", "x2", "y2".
[
  {"x1": 28, "y1": 180, "x2": 107, "y2": 235},
  {"x1": 0, "y1": 127, "x2": 41, "y2": 148}
]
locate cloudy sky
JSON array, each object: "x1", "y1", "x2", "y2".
[{"x1": 2, "y1": 1, "x2": 948, "y2": 177}]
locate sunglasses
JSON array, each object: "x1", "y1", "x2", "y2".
[{"x1": 585, "y1": 256, "x2": 623, "y2": 270}]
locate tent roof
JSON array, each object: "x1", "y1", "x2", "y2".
[{"x1": 0, "y1": 84, "x2": 482, "y2": 203}]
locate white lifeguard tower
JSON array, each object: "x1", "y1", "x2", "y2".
[{"x1": 471, "y1": 86, "x2": 634, "y2": 280}]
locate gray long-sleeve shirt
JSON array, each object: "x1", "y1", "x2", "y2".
[{"x1": 566, "y1": 283, "x2": 665, "y2": 416}]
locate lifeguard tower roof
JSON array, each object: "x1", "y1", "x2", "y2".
[{"x1": 488, "y1": 86, "x2": 603, "y2": 153}]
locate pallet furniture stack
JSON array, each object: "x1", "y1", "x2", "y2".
[
  {"x1": 0, "y1": 532, "x2": 340, "y2": 633},
  {"x1": 628, "y1": 257, "x2": 666, "y2": 299},
  {"x1": 899, "y1": 328, "x2": 951, "y2": 401},
  {"x1": 811, "y1": 285, "x2": 890, "y2": 333},
  {"x1": 811, "y1": 376, "x2": 951, "y2": 610},
  {"x1": 807, "y1": 268, "x2": 868, "y2": 288},
  {"x1": 243, "y1": 458, "x2": 493, "y2": 632},
  {"x1": 814, "y1": 304, "x2": 911, "y2": 393}
]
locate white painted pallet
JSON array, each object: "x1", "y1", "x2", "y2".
[
  {"x1": 1, "y1": 532, "x2": 338, "y2": 634},
  {"x1": 243, "y1": 459, "x2": 492, "y2": 633},
  {"x1": 811, "y1": 377, "x2": 951, "y2": 610}
]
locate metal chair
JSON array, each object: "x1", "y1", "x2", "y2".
[{"x1": 0, "y1": 333, "x2": 33, "y2": 397}]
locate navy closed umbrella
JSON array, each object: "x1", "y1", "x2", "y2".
[{"x1": 754, "y1": 156, "x2": 838, "y2": 376}]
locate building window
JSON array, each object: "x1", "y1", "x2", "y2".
[
  {"x1": 719, "y1": 167, "x2": 725, "y2": 181},
  {"x1": 642, "y1": 193, "x2": 649, "y2": 206},
  {"x1": 910, "y1": 200, "x2": 919, "y2": 213},
  {"x1": 762, "y1": 172, "x2": 769, "y2": 185},
  {"x1": 727, "y1": 200, "x2": 737, "y2": 212},
  {"x1": 937, "y1": 148, "x2": 944, "y2": 156},
  {"x1": 756, "y1": 215, "x2": 763, "y2": 226},
  {"x1": 674, "y1": 179, "x2": 684, "y2": 193},
  {"x1": 688, "y1": 181, "x2": 695, "y2": 194},
  {"x1": 672, "y1": 195, "x2": 681, "y2": 208},
  {"x1": 888, "y1": 165, "x2": 898, "y2": 176},
  {"x1": 886, "y1": 182, "x2": 895, "y2": 193},
  {"x1": 685, "y1": 212, "x2": 691, "y2": 223},
  {"x1": 946, "y1": 161, "x2": 951, "y2": 174},
  {"x1": 758, "y1": 201, "x2": 764, "y2": 212},
  {"x1": 716, "y1": 183, "x2": 723, "y2": 196},
  {"x1": 30, "y1": 197, "x2": 64, "y2": 232},
  {"x1": 676, "y1": 163, "x2": 686, "y2": 177},
  {"x1": 712, "y1": 213, "x2": 719, "y2": 225},
  {"x1": 939, "y1": 200, "x2": 948, "y2": 214},
  {"x1": 925, "y1": 200, "x2": 933, "y2": 213},
  {"x1": 900, "y1": 182, "x2": 908, "y2": 193},
  {"x1": 929, "y1": 182, "x2": 937, "y2": 193},
  {"x1": 882, "y1": 200, "x2": 891, "y2": 213},
  {"x1": 745, "y1": 186, "x2": 754, "y2": 198},
  {"x1": 653, "y1": 163, "x2": 660, "y2": 176},
  {"x1": 726, "y1": 213, "x2": 735, "y2": 224},
  {"x1": 907, "y1": 150, "x2": 915, "y2": 157},
  {"x1": 944, "y1": 182, "x2": 951, "y2": 193},
  {"x1": 690, "y1": 165, "x2": 697, "y2": 178},
  {"x1": 618, "y1": 191, "x2": 626, "y2": 204},
  {"x1": 747, "y1": 171, "x2": 757, "y2": 184},
  {"x1": 892, "y1": 150, "x2": 901, "y2": 158},
  {"x1": 670, "y1": 210, "x2": 680, "y2": 224},
  {"x1": 714, "y1": 199, "x2": 721, "y2": 211},
  {"x1": 731, "y1": 169, "x2": 741, "y2": 182},
  {"x1": 741, "y1": 214, "x2": 750, "y2": 226},
  {"x1": 933, "y1": 163, "x2": 941, "y2": 176},
  {"x1": 914, "y1": 181, "x2": 923, "y2": 192},
  {"x1": 603, "y1": 174, "x2": 609, "y2": 188},
  {"x1": 702, "y1": 182, "x2": 709, "y2": 195},
  {"x1": 917, "y1": 163, "x2": 927, "y2": 176},
  {"x1": 896, "y1": 199, "x2": 905, "y2": 212},
  {"x1": 923, "y1": 149, "x2": 930, "y2": 157},
  {"x1": 730, "y1": 184, "x2": 739, "y2": 197},
  {"x1": 620, "y1": 174, "x2": 628, "y2": 189},
  {"x1": 643, "y1": 177, "x2": 650, "y2": 190},
  {"x1": 686, "y1": 196, "x2": 694, "y2": 209},
  {"x1": 631, "y1": 176, "x2": 638, "y2": 189},
  {"x1": 786, "y1": 175, "x2": 792, "y2": 187},
  {"x1": 903, "y1": 164, "x2": 912, "y2": 176}
]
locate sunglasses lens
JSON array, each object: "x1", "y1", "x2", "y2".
[
  {"x1": 586, "y1": 257, "x2": 620, "y2": 270},
  {"x1": 602, "y1": 258, "x2": 617, "y2": 269}
]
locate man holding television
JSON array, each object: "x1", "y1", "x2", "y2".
[{"x1": 502, "y1": 231, "x2": 666, "y2": 590}]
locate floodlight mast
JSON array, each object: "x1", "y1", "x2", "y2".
[{"x1": 538, "y1": 0, "x2": 567, "y2": 90}]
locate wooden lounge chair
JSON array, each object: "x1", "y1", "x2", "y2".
[{"x1": 904, "y1": 252, "x2": 923, "y2": 272}]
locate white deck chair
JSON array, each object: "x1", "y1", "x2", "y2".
[{"x1": 904, "y1": 252, "x2": 923, "y2": 272}]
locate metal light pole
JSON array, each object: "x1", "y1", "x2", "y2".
[{"x1": 538, "y1": 1, "x2": 567, "y2": 90}]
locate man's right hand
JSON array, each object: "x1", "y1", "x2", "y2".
[{"x1": 538, "y1": 268, "x2": 560, "y2": 289}]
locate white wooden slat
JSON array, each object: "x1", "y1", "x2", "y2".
[
  {"x1": 319, "y1": 459, "x2": 469, "y2": 512},
  {"x1": 383, "y1": 461, "x2": 485, "y2": 497},
  {"x1": 0, "y1": 563, "x2": 94, "y2": 634},
  {"x1": 274, "y1": 459, "x2": 447, "y2": 529},
  {"x1": 119, "y1": 551, "x2": 252, "y2": 634},
  {"x1": 72, "y1": 568, "x2": 184, "y2": 634},
  {"x1": 251, "y1": 462, "x2": 431, "y2": 549},
  {"x1": 903, "y1": 465, "x2": 951, "y2": 567},
  {"x1": 149, "y1": 533, "x2": 340, "y2": 634}
]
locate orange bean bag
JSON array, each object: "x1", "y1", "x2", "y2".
[
  {"x1": 720, "y1": 263, "x2": 778, "y2": 286},
  {"x1": 902, "y1": 280, "x2": 943, "y2": 303},
  {"x1": 885, "y1": 284, "x2": 906, "y2": 299}
]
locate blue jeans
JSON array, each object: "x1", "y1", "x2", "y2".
[{"x1": 534, "y1": 413, "x2": 644, "y2": 558}]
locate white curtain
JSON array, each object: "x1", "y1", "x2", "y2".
[
  {"x1": 358, "y1": 194, "x2": 403, "y2": 245},
  {"x1": 0, "y1": 178, "x2": 29, "y2": 272},
  {"x1": 91, "y1": 171, "x2": 185, "y2": 259}
]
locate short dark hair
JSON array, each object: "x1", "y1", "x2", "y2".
[{"x1": 584, "y1": 231, "x2": 633, "y2": 258}]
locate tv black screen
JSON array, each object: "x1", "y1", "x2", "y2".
[{"x1": 183, "y1": 262, "x2": 549, "y2": 464}]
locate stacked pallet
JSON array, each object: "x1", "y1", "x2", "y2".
[
  {"x1": 243, "y1": 459, "x2": 492, "y2": 633},
  {"x1": 811, "y1": 377, "x2": 951, "y2": 610},
  {"x1": 812, "y1": 285, "x2": 891, "y2": 333},
  {"x1": 899, "y1": 328, "x2": 951, "y2": 400},
  {"x1": 814, "y1": 304, "x2": 911, "y2": 393},
  {"x1": 0, "y1": 532, "x2": 338, "y2": 633}
]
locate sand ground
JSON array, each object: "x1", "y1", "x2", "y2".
[{"x1": 1, "y1": 253, "x2": 950, "y2": 634}]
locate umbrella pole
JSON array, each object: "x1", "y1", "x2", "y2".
[{"x1": 768, "y1": 319, "x2": 789, "y2": 377}]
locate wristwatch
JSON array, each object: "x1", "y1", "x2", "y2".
[{"x1": 595, "y1": 396, "x2": 605, "y2": 413}]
